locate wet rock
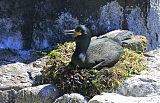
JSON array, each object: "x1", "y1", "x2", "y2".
[
  {"x1": 15, "y1": 84, "x2": 60, "y2": 103},
  {"x1": 54, "y1": 93, "x2": 87, "y2": 103}
]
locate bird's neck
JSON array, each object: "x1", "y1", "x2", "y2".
[{"x1": 75, "y1": 37, "x2": 91, "y2": 54}]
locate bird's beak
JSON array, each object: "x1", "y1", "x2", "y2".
[
  {"x1": 64, "y1": 29, "x2": 75, "y2": 35},
  {"x1": 64, "y1": 29, "x2": 82, "y2": 37}
]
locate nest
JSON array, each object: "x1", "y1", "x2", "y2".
[{"x1": 42, "y1": 42, "x2": 145, "y2": 98}]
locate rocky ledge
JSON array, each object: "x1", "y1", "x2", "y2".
[
  {"x1": 1, "y1": 30, "x2": 159, "y2": 103},
  {"x1": 53, "y1": 48, "x2": 160, "y2": 103}
]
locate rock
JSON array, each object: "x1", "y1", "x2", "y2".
[
  {"x1": 0, "y1": 62, "x2": 44, "y2": 91},
  {"x1": 15, "y1": 84, "x2": 60, "y2": 103},
  {"x1": 98, "y1": 30, "x2": 134, "y2": 42},
  {"x1": 26, "y1": 64, "x2": 43, "y2": 86},
  {"x1": 122, "y1": 36, "x2": 147, "y2": 53},
  {"x1": 88, "y1": 93, "x2": 160, "y2": 103},
  {"x1": 0, "y1": 48, "x2": 21, "y2": 65},
  {"x1": 117, "y1": 74, "x2": 160, "y2": 97},
  {"x1": 0, "y1": 49, "x2": 48, "y2": 65},
  {"x1": 118, "y1": 48, "x2": 160, "y2": 97},
  {"x1": 54, "y1": 93, "x2": 87, "y2": 103},
  {"x1": 0, "y1": 89, "x2": 17, "y2": 103},
  {"x1": 99, "y1": 30, "x2": 147, "y2": 53},
  {"x1": 88, "y1": 46, "x2": 160, "y2": 103},
  {"x1": 0, "y1": 62, "x2": 32, "y2": 91}
]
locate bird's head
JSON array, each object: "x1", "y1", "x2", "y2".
[{"x1": 64, "y1": 25, "x2": 91, "y2": 38}]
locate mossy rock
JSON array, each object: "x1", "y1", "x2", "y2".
[
  {"x1": 97, "y1": 30, "x2": 147, "y2": 53},
  {"x1": 122, "y1": 35, "x2": 147, "y2": 53},
  {"x1": 42, "y1": 42, "x2": 145, "y2": 98}
]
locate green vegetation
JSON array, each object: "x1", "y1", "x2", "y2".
[
  {"x1": 42, "y1": 42, "x2": 145, "y2": 98},
  {"x1": 123, "y1": 35, "x2": 147, "y2": 54}
]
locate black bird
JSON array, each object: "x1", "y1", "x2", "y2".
[{"x1": 65, "y1": 25, "x2": 123, "y2": 69}]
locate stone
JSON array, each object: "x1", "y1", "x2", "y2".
[
  {"x1": 99, "y1": 30, "x2": 147, "y2": 53},
  {"x1": 54, "y1": 93, "x2": 87, "y2": 103},
  {"x1": 88, "y1": 46, "x2": 160, "y2": 103},
  {"x1": 119, "y1": 49, "x2": 160, "y2": 97},
  {"x1": 118, "y1": 48, "x2": 160, "y2": 97},
  {"x1": 88, "y1": 93, "x2": 160, "y2": 103},
  {"x1": 0, "y1": 48, "x2": 23, "y2": 65},
  {"x1": 0, "y1": 62, "x2": 32, "y2": 91},
  {"x1": 117, "y1": 74, "x2": 160, "y2": 97},
  {"x1": 122, "y1": 36, "x2": 147, "y2": 53},
  {"x1": 15, "y1": 84, "x2": 60, "y2": 103},
  {"x1": 98, "y1": 29, "x2": 134, "y2": 42},
  {"x1": 0, "y1": 59, "x2": 45, "y2": 91},
  {"x1": 0, "y1": 89, "x2": 17, "y2": 103}
]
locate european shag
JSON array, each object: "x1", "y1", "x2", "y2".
[{"x1": 65, "y1": 25, "x2": 123, "y2": 69}]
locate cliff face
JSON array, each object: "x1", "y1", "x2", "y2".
[{"x1": 0, "y1": 0, "x2": 157, "y2": 50}]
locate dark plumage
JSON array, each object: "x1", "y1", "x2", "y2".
[{"x1": 65, "y1": 25, "x2": 123, "y2": 69}]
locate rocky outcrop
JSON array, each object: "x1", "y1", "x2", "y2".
[
  {"x1": 122, "y1": 36, "x2": 147, "y2": 53},
  {"x1": 0, "y1": 29, "x2": 150, "y2": 103},
  {"x1": 98, "y1": 30, "x2": 147, "y2": 53},
  {"x1": 15, "y1": 84, "x2": 60, "y2": 103},
  {"x1": 0, "y1": 62, "x2": 32, "y2": 91},
  {"x1": 0, "y1": 61, "x2": 60, "y2": 103},
  {"x1": 118, "y1": 48, "x2": 160, "y2": 97},
  {"x1": 88, "y1": 93, "x2": 160, "y2": 103},
  {"x1": 98, "y1": 30, "x2": 134, "y2": 42},
  {"x1": 0, "y1": 89, "x2": 17, "y2": 103},
  {"x1": 88, "y1": 48, "x2": 160, "y2": 103},
  {"x1": 0, "y1": 51, "x2": 48, "y2": 103},
  {"x1": 0, "y1": 0, "x2": 160, "y2": 50},
  {"x1": 0, "y1": 62, "x2": 45, "y2": 90},
  {"x1": 54, "y1": 93, "x2": 87, "y2": 103}
]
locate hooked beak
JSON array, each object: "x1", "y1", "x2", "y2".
[
  {"x1": 64, "y1": 29, "x2": 82, "y2": 37},
  {"x1": 64, "y1": 29, "x2": 75, "y2": 35}
]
